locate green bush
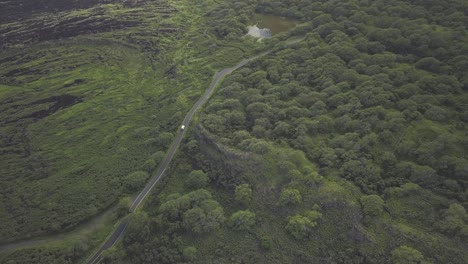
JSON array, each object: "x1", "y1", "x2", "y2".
[
  {"x1": 182, "y1": 246, "x2": 198, "y2": 261},
  {"x1": 286, "y1": 215, "x2": 316, "y2": 240},
  {"x1": 157, "y1": 132, "x2": 174, "y2": 149},
  {"x1": 141, "y1": 158, "x2": 157, "y2": 173},
  {"x1": 159, "y1": 189, "x2": 225, "y2": 234},
  {"x1": 123, "y1": 212, "x2": 151, "y2": 245},
  {"x1": 151, "y1": 150, "x2": 166, "y2": 164},
  {"x1": 437, "y1": 203, "x2": 468, "y2": 238},
  {"x1": 182, "y1": 200, "x2": 225, "y2": 233},
  {"x1": 391, "y1": 246, "x2": 429, "y2": 264},
  {"x1": 259, "y1": 235, "x2": 273, "y2": 250},
  {"x1": 228, "y1": 210, "x2": 256, "y2": 231},
  {"x1": 286, "y1": 210, "x2": 322, "y2": 240},
  {"x1": 235, "y1": 184, "x2": 252, "y2": 205},
  {"x1": 116, "y1": 196, "x2": 132, "y2": 217},
  {"x1": 360, "y1": 194, "x2": 384, "y2": 217},
  {"x1": 279, "y1": 188, "x2": 302, "y2": 206},
  {"x1": 123, "y1": 171, "x2": 150, "y2": 193},
  {"x1": 185, "y1": 170, "x2": 209, "y2": 190}
]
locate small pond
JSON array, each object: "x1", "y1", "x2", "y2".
[
  {"x1": 247, "y1": 14, "x2": 296, "y2": 39},
  {"x1": 254, "y1": 14, "x2": 296, "y2": 35}
]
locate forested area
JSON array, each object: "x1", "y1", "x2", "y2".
[
  {"x1": 109, "y1": 0, "x2": 468, "y2": 263},
  {"x1": 206, "y1": 0, "x2": 468, "y2": 198}
]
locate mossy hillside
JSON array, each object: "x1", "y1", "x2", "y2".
[
  {"x1": 0, "y1": 0, "x2": 256, "y2": 244},
  {"x1": 0, "y1": 40, "x2": 168, "y2": 242},
  {"x1": 0, "y1": 204, "x2": 118, "y2": 264},
  {"x1": 0, "y1": 0, "x2": 265, "y2": 261}
]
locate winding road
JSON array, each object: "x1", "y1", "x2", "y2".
[
  {"x1": 85, "y1": 37, "x2": 304, "y2": 264},
  {"x1": 84, "y1": 50, "x2": 278, "y2": 263}
]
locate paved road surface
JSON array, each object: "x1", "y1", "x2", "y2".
[{"x1": 84, "y1": 37, "x2": 304, "y2": 264}]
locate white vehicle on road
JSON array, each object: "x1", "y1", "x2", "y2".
[{"x1": 181, "y1": 125, "x2": 185, "y2": 130}]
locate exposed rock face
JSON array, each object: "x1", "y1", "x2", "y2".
[
  {"x1": 195, "y1": 125, "x2": 263, "y2": 188},
  {"x1": 246, "y1": 25, "x2": 271, "y2": 39}
]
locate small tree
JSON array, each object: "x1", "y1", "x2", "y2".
[
  {"x1": 185, "y1": 170, "x2": 209, "y2": 189},
  {"x1": 123, "y1": 171, "x2": 149, "y2": 193},
  {"x1": 151, "y1": 151, "x2": 166, "y2": 164},
  {"x1": 101, "y1": 247, "x2": 120, "y2": 264},
  {"x1": 286, "y1": 210, "x2": 322, "y2": 240},
  {"x1": 123, "y1": 212, "x2": 151, "y2": 245},
  {"x1": 141, "y1": 158, "x2": 157, "y2": 173},
  {"x1": 286, "y1": 215, "x2": 316, "y2": 240},
  {"x1": 279, "y1": 188, "x2": 302, "y2": 206},
  {"x1": 116, "y1": 197, "x2": 131, "y2": 217},
  {"x1": 360, "y1": 194, "x2": 384, "y2": 217},
  {"x1": 391, "y1": 246, "x2": 428, "y2": 264},
  {"x1": 259, "y1": 235, "x2": 273, "y2": 250},
  {"x1": 305, "y1": 210, "x2": 322, "y2": 222},
  {"x1": 437, "y1": 203, "x2": 468, "y2": 237},
  {"x1": 182, "y1": 246, "x2": 198, "y2": 261},
  {"x1": 235, "y1": 184, "x2": 252, "y2": 205},
  {"x1": 228, "y1": 210, "x2": 256, "y2": 231},
  {"x1": 157, "y1": 132, "x2": 174, "y2": 149},
  {"x1": 182, "y1": 199, "x2": 225, "y2": 233}
]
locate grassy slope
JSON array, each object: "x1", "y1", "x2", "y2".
[
  {"x1": 1, "y1": 41, "x2": 156, "y2": 235},
  {"x1": 0, "y1": 0, "x2": 259, "y2": 262},
  {"x1": 0, "y1": 0, "x2": 214, "y2": 245}
]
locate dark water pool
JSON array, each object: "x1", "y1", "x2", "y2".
[{"x1": 253, "y1": 14, "x2": 296, "y2": 34}]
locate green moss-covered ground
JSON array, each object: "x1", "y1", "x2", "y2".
[{"x1": 0, "y1": 0, "x2": 263, "y2": 262}]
